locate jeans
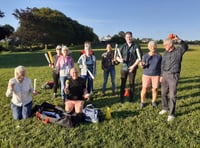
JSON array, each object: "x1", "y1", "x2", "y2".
[
  {"x1": 81, "y1": 75, "x2": 93, "y2": 94},
  {"x1": 11, "y1": 101, "x2": 32, "y2": 120},
  {"x1": 60, "y1": 76, "x2": 68, "y2": 100},
  {"x1": 102, "y1": 67, "x2": 116, "y2": 93}
]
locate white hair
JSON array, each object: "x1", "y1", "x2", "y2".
[
  {"x1": 14, "y1": 65, "x2": 25, "y2": 79},
  {"x1": 163, "y1": 38, "x2": 174, "y2": 46},
  {"x1": 148, "y1": 40, "x2": 157, "y2": 48}
]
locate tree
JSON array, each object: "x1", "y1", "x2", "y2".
[
  {"x1": 0, "y1": 24, "x2": 15, "y2": 40},
  {"x1": 0, "y1": 10, "x2": 4, "y2": 18},
  {"x1": 13, "y1": 7, "x2": 99, "y2": 46}
]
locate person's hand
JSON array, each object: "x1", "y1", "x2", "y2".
[
  {"x1": 128, "y1": 65, "x2": 135, "y2": 72},
  {"x1": 139, "y1": 62, "x2": 145, "y2": 68},
  {"x1": 173, "y1": 35, "x2": 182, "y2": 43},
  {"x1": 64, "y1": 88, "x2": 70, "y2": 95},
  {"x1": 33, "y1": 90, "x2": 38, "y2": 95},
  {"x1": 116, "y1": 57, "x2": 123, "y2": 63},
  {"x1": 8, "y1": 81, "x2": 15, "y2": 91},
  {"x1": 84, "y1": 93, "x2": 90, "y2": 101}
]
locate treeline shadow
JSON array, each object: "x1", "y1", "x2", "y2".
[
  {"x1": 0, "y1": 49, "x2": 106, "y2": 68},
  {"x1": 177, "y1": 76, "x2": 200, "y2": 99}
]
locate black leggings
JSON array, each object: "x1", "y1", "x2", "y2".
[
  {"x1": 52, "y1": 71, "x2": 59, "y2": 93},
  {"x1": 120, "y1": 68, "x2": 137, "y2": 100}
]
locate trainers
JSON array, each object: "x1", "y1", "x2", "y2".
[
  {"x1": 159, "y1": 110, "x2": 168, "y2": 115},
  {"x1": 167, "y1": 115, "x2": 175, "y2": 122},
  {"x1": 52, "y1": 93, "x2": 57, "y2": 98},
  {"x1": 140, "y1": 103, "x2": 144, "y2": 109},
  {"x1": 101, "y1": 92, "x2": 105, "y2": 96},
  {"x1": 152, "y1": 102, "x2": 157, "y2": 107}
]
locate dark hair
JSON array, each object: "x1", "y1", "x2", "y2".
[{"x1": 125, "y1": 31, "x2": 132, "y2": 37}]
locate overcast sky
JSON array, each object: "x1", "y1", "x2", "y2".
[{"x1": 0, "y1": 0, "x2": 199, "y2": 40}]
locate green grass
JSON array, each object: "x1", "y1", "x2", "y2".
[{"x1": 0, "y1": 45, "x2": 200, "y2": 148}]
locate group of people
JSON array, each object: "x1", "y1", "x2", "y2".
[{"x1": 6, "y1": 31, "x2": 188, "y2": 122}]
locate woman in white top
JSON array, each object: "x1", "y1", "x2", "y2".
[{"x1": 6, "y1": 65, "x2": 37, "y2": 120}]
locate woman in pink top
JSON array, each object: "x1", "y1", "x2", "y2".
[{"x1": 56, "y1": 46, "x2": 74, "y2": 102}]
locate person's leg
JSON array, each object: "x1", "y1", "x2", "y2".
[
  {"x1": 110, "y1": 67, "x2": 116, "y2": 94},
  {"x1": 161, "y1": 72, "x2": 169, "y2": 112},
  {"x1": 102, "y1": 69, "x2": 109, "y2": 94},
  {"x1": 120, "y1": 70, "x2": 128, "y2": 102},
  {"x1": 22, "y1": 101, "x2": 32, "y2": 119},
  {"x1": 151, "y1": 76, "x2": 160, "y2": 104},
  {"x1": 141, "y1": 75, "x2": 150, "y2": 103},
  {"x1": 53, "y1": 72, "x2": 59, "y2": 97},
  {"x1": 88, "y1": 75, "x2": 93, "y2": 94},
  {"x1": 65, "y1": 100, "x2": 74, "y2": 113},
  {"x1": 11, "y1": 103, "x2": 22, "y2": 120},
  {"x1": 168, "y1": 73, "x2": 179, "y2": 116},
  {"x1": 60, "y1": 76, "x2": 67, "y2": 101},
  {"x1": 129, "y1": 68, "x2": 137, "y2": 102},
  {"x1": 74, "y1": 100, "x2": 84, "y2": 113}
]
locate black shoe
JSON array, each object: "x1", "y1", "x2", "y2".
[
  {"x1": 120, "y1": 98, "x2": 124, "y2": 103},
  {"x1": 152, "y1": 102, "x2": 157, "y2": 107},
  {"x1": 140, "y1": 103, "x2": 144, "y2": 109}
]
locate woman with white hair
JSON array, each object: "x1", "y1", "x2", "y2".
[
  {"x1": 56, "y1": 46, "x2": 74, "y2": 102},
  {"x1": 140, "y1": 41, "x2": 162, "y2": 109},
  {"x1": 6, "y1": 65, "x2": 37, "y2": 120}
]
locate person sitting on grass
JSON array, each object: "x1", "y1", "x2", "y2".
[
  {"x1": 139, "y1": 41, "x2": 162, "y2": 109},
  {"x1": 6, "y1": 65, "x2": 37, "y2": 120},
  {"x1": 64, "y1": 68, "x2": 90, "y2": 115}
]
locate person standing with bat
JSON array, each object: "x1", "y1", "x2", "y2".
[
  {"x1": 56, "y1": 46, "x2": 74, "y2": 102},
  {"x1": 101, "y1": 43, "x2": 117, "y2": 96},
  {"x1": 116, "y1": 31, "x2": 143, "y2": 103},
  {"x1": 48, "y1": 45, "x2": 62, "y2": 98},
  {"x1": 77, "y1": 41, "x2": 96, "y2": 94}
]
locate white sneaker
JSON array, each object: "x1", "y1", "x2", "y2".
[
  {"x1": 167, "y1": 115, "x2": 175, "y2": 122},
  {"x1": 159, "y1": 110, "x2": 168, "y2": 115}
]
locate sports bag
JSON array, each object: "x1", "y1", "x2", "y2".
[
  {"x1": 35, "y1": 102, "x2": 79, "y2": 127},
  {"x1": 82, "y1": 104, "x2": 103, "y2": 123}
]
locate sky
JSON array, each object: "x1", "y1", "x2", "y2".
[{"x1": 0, "y1": 0, "x2": 200, "y2": 41}]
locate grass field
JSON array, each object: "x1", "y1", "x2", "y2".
[{"x1": 0, "y1": 44, "x2": 199, "y2": 148}]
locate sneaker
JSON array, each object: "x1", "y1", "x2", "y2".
[
  {"x1": 101, "y1": 92, "x2": 105, "y2": 96},
  {"x1": 152, "y1": 102, "x2": 157, "y2": 107},
  {"x1": 53, "y1": 93, "x2": 57, "y2": 98},
  {"x1": 159, "y1": 110, "x2": 168, "y2": 115},
  {"x1": 140, "y1": 103, "x2": 144, "y2": 109},
  {"x1": 167, "y1": 115, "x2": 175, "y2": 122}
]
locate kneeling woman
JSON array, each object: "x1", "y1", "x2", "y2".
[
  {"x1": 64, "y1": 68, "x2": 90, "y2": 114},
  {"x1": 6, "y1": 65, "x2": 37, "y2": 120}
]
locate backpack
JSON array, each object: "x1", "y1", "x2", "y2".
[
  {"x1": 35, "y1": 102, "x2": 79, "y2": 127},
  {"x1": 82, "y1": 104, "x2": 103, "y2": 123}
]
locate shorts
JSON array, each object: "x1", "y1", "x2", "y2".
[
  {"x1": 65, "y1": 100, "x2": 84, "y2": 113},
  {"x1": 142, "y1": 74, "x2": 160, "y2": 88}
]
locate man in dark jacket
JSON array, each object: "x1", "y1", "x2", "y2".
[
  {"x1": 159, "y1": 34, "x2": 188, "y2": 122},
  {"x1": 116, "y1": 31, "x2": 143, "y2": 103}
]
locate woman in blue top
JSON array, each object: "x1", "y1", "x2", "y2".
[{"x1": 140, "y1": 41, "x2": 162, "y2": 109}]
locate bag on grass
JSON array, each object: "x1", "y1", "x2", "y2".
[
  {"x1": 35, "y1": 102, "x2": 79, "y2": 127},
  {"x1": 41, "y1": 81, "x2": 54, "y2": 89},
  {"x1": 82, "y1": 104, "x2": 103, "y2": 123}
]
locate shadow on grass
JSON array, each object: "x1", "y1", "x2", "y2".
[{"x1": 177, "y1": 76, "x2": 200, "y2": 99}]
